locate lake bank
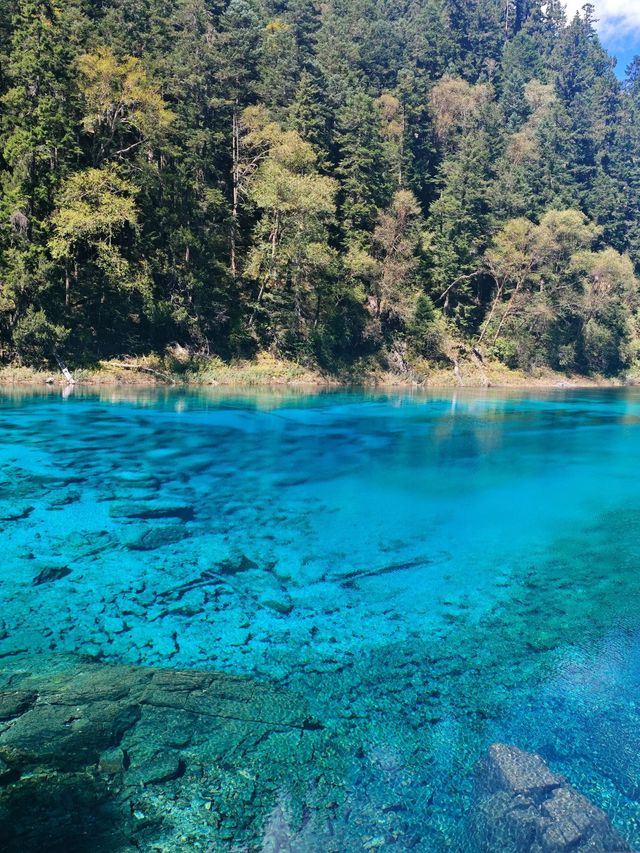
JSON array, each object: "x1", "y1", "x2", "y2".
[{"x1": 0, "y1": 354, "x2": 632, "y2": 390}]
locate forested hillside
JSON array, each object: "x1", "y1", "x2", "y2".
[{"x1": 2, "y1": 0, "x2": 640, "y2": 377}]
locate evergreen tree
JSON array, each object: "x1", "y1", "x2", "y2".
[
  {"x1": 215, "y1": 0, "x2": 262, "y2": 278},
  {"x1": 0, "y1": 0, "x2": 638, "y2": 376},
  {"x1": 335, "y1": 92, "x2": 391, "y2": 236},
  {"x1": 289, "y1": 68, "x2": 332, "y2": 167},
  {"x1": 0, "y1": 0, "x2": 81, "y2": 359},
  {"x1": 258, "y1": 19, "x2": 301, "y2": 119},
  {"x1": 425, "y1": 127, "x2": 495, "y2": 331}
]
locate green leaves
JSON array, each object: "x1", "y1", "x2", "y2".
[
  {"x1": 0, "y1": 0, "x2": 638, "y2": 376},
  {"x1": 481, "y1": 211, "x2": 639, "y2": 374},
  {"x1": 335, "y1": 92, "x2": 391, "y2": 235},
  {"x1": 12, "y1": 306, "x2": 68, "y2": 365},
  {"x1": 242, "y1": 111, "x2": 338, "y2": 347},
  {"x1": 49, "y1": 166, "x2": 139, "y2": 260},
  {"x1": 78, "y1": 47, "x2": 172, "y2": 163}
]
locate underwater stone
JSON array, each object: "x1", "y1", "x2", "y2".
[
  {"x1": 109, "y1": 501, "x2": 194, "y2": 522},
  {"x1": 102, "y1": 616, "x2": 128, "y2": 635},
  {"x1": 0, "y1": 697, "x2": 141, "y2": 771},
  {"x1": 476, "y1": 743, "x2": 562, "y2": 798},
  {"x1": 0, "y1": 690, "x2": 37, "y2": 722},
  {"x1": 0, "y1": 756, "x2": 18, "y2": 784},
  {"x1": 0, "y1": 504, "x2": 34, "y2": 522},
  {"x1": 260, "y1": 596, "x2": 294, "y2": 616},
  {"x1": 218, "y1": 553, "x2": 259, "y2": 574},
  {"x1": 127, "y1": 750, "x2": 185, "y2": 786},
  {"x1": 32, "y1": 564, "x2": 71, "y2": 586},
  {"x1": 124, "y1": 524, "x2": 189, "y2": 551},
  {"x1": 468, "y1": 744, "x2": 635, "y2": 853},
  {"x1": 98, "y1": 747, "x2": 127, "y2": 774},
  {"x1": 47, "y1": 490, "x2": 81, "y2": 509},
  {"x1": 112, "y1": 471, "x2": 160, "y2": 488},
  {"x1": 0, "y1": 660, "x2": 322, "y2": 852}
]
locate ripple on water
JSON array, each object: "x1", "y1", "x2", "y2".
[{"x1": 1, "y1": 386, "x2": 640, "y2": 850}]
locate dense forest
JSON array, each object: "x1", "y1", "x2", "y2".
[{"x1": 1, "y1": 0, "x2": 640, "y2": 377}]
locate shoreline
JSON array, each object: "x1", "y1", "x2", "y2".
[
  {"x1": 0, "y1": 360, "x2": 632, "y2": 392},
  {"x1": 0, "y1": 369, "x2": 640, "y2": 393}
]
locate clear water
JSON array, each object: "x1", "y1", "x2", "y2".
[{"x1": 2, "y1": 386, "x2": 640, "y2": 849}]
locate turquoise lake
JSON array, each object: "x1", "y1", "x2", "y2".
[{"x1": 2, "y1": 386, "x2": 640, "y2": 849}]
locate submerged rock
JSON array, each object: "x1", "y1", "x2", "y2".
[
  {"x1": 260, "y1": 595, "x2": 294, "y2": 615},
  {"x1": 124, "y1": 523, "x2": 189, "y2": 551},
  {"x1": 467, "y1": 743, "x2": 634, "y2": 853},
  {"x1": 0, "y1": 503, "x2": 34, "y2": 522},
  {"x1": 98, "y1": 746, "x2": 127, "y2": 775},
  {"x1": 109, "y1": 501, "x2": 194, "y2": 522},
  {"x1": 0, "y1": 660, "x2": 323, "y2": 852},
  {"x1": 0, "y1": 690, "x2": 37, "y2": 721},
  {"x1": 218, "y1": 553, "x2": 259, "y2": 574},
  {"x1": 47, "y1": 490, "x2": 81, "y2": 509},
  {"x1": 32, "y1": 564, "x2": 71, "y2": 586},
  {"x1": 126, "y1": 749, "x2": 185, "y2": 786}
]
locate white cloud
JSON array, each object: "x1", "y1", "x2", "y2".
[{"x1": 563, "y1": 0, "x2": 640, "y2": 41}]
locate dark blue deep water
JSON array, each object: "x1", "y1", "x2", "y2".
[{"x1": 2, "y1": 386, "x2": 640, "y2": 849}]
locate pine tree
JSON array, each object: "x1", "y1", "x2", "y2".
[
  {"x1": 289, "y1": 68, "x2": 332, "y2": 167},
  {"x1": 0, "y1": 0, "x2": 81, "y2": 358},
  {"x1": 335, "y1": 91, "x2": 392, "y2": 237},
  {"x1": 215, "y1": 0, "x2": 262, "y2": 279},
  {"x1": 425, "y1": 128, "x2": 495, "y2": 332}
]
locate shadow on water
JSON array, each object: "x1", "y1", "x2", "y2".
[{"x1": 0, "y1": 781, "x2": 128, "y2": 853}]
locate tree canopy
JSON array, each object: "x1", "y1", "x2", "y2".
[{"x1": 1, "y1": 0, "x2": 640, "y2": 377}]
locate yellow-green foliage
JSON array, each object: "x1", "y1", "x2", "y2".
[
  {"x1": 482, "y1": 210, "x2": 640, "y2": 374},
  {"x1": 78, "y1": 47, "x2": 172, "y2": 154},
  {"x1": 49, "y1": 166, "x2": 139, "y2": 259},
  {"x1": 240, "y1": 108, "x2": 338, "y2": 340}
]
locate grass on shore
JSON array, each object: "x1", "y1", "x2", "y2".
[{"x1": 0, "y1": 351, "x2": 631, "y2": 389}]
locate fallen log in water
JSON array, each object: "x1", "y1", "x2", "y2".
[{"x1": 54, "y1": 352, "x2": 75, "y2": 385}]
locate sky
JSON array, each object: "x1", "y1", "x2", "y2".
[{"x1": 563, "y1": 0, "x2": 640, "y2": 78}]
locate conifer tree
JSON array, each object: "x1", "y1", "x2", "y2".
[{"x1": 335, "y1": 92, "x2": 392, "y2": 237}]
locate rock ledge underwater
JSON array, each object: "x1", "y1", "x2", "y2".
[
  {"x1": 0, "y1": 659, "x2": 322, "y2": 852},
  {"x1": 468, "y1": 743, "x2": 635, "y2": 853}
]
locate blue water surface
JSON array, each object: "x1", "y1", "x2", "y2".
[{"x1": 2, "y1": 386, "x2": 640, "y2": 849}]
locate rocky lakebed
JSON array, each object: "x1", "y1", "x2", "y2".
[{"x1": 2, "y1": 388, "x2": 640, "y2": 850}]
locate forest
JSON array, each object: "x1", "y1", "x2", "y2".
[{"x1": 1, "y1": 0, "x2": 640, "y2": 378}]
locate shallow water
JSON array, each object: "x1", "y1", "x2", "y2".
[{"x1": 2, "y1": 386, "x2": 640, "y2": 849}]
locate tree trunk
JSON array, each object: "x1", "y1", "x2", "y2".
[
  {"x1": 477, "y1": 280, "x2": 504, "y2": 345},
  {"x1": 492, "y1": 283, "x2": 521, "y2": 346},
  {"x1": 231, "y1": 104, "x2": 240, "y2": 278}
]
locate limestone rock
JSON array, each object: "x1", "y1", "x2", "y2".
[
  {"x1": 0, "y1": 689, "x2": 37, "y2": 721},
  {"x1": 109, "y1": 501, "x2": 194, "y2": 522},
  {"x1": 261, "y1": 596, "x2": 294, "y2": 616},
  {"x1": 98, "y1": 747, "x2": 127, "y2": 774},
  {"x1": 127, "y1": 750, "x2": 185, "y2": 786},
  {"x1": 475, "y1": 743, "x2": 563, "y2": 799},
  {"x1": 124, "y1": 524, "x2": 189, "y2": 551},
  {"x1": 0, "y1": 659, "x2": 322, "y2": 852},
  {"x1": 467, "y1": 743, "x2": 635, "y2": 853},
  {"x1": 0, "y1": 503, "x2": 34, "y2": 522},
  {"x1": 32, "y1": 564, "x2": 71, "y2": 586},
  {"x1": 218, "y1": 553, "x2": 259, "y2": 574},
  {"x1": 0, "y1": 756, "x2": 18, "y2": 783}
]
